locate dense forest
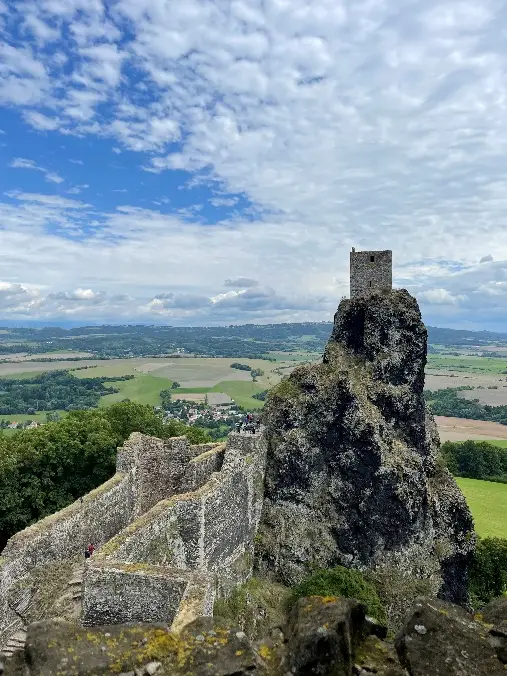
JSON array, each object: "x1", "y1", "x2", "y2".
[
  {"x1": 0, "y1": 322, "x2": 506, "y2": 360},
  {"x1": 441, "y1": 440, "x2": 507, "y2": 483},
  {"x1": 0, "y1": 371, "x2": 134, "y2": 414}
]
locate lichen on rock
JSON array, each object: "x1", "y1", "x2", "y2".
[{"x1": 257, "y1": 289, "x2": 475, "y2": 608}]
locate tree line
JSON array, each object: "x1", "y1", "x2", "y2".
[
  {"x1": 441, "y1": 440, "x2": 507, "y2": 483},
  {"x1": 0, "y1": 371, "x2": 135, "y2": 415},
  {"x1": 425, "y1": 386, "x2": 507, "y2": 425}
]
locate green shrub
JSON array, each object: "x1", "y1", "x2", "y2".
[
  {"x1": 292, "y1": 566, "x2": 387, "y2": 624},
  {"x1": 469, "y1": 537, "x2": 507, "y2": 607}
]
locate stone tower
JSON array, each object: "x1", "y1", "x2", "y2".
[{"x1": 350, "y1": 248, "x2": 392, "y2": 298}]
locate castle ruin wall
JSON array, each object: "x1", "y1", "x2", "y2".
[
  {"x1": 81, "y1": 431, "x2": 267, "y2": 627},
  {"x1": 0, "y1": 433, "x2": 225, "y2": 647},
  {"x1": 0, "y1": 471, "x2": 134, "y2": 645}
]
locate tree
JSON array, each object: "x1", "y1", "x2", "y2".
[
  {"x1": 171, "y1": 382, "x2": 181, "y2": 389},
  {"x1": 0, "y1": 401, "x2": 211, "y2": 551}
]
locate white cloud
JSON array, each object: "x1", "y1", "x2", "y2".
[
  {"x1": 66, "y1": 184, "x2": 89, "y2": 194},
  {"x1": 23, "y1": 111, "x2": 60, "y2": 130},
  {"x1": 5, "y1": 191, "x2": 87, "y2": 209},
  {"x1": 2, "y1": 0, "x2": 507, "y2": 326},
  {"x1": 10, "y1": 157, "x2": 64, "y2": 184},
  {"x1": 419, "y1": 288, "x2": 465, "y2": 306}
]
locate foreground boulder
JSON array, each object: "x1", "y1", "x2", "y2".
[
  {"x1": 257, "y1": 290, "x2": 474, "y2": 604},
  {"x1": 395, "y1": 597, "x2": 505, "y2": 675},
  {"x1": 480, "y1": 596, "x2": 507, "y2": 664},
  {"x1": 5, "y1": 595, "x2": 507, "y2": 675}
]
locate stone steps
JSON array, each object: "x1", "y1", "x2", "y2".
[{"x1": 0, "y1": 628, "x2": 27, "y2": 658}]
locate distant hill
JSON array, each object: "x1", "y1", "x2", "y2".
[
  {"x1": 0, "y1": 322, "x2": 505, "y2": 360},
  {"x1": 427, "y1": 326, "x2": 507, "y2": 346}
]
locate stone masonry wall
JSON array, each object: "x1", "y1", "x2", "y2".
[
  {"x1": 0, "y1": 434, "x2": 225, "y2": 649},
  {"x1": 0, "y1": 472, "x2": 134, "y2": 646},
  {"x1": 350, "y1": 249, "x2": 392, "y2": 298},
  {"x1": 81, "y1": 431, "x2": 267, "y2": 628}
]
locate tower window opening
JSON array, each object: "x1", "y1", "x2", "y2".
[
  {"x1": 369, "y1": 281, "x2": 372, "y2": 287},
  {"x1": 370, "y1": 255, "x2": 375, "y2": 262}
]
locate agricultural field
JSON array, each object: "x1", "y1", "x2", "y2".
[
  {"x1": 435, "y1": 416, "x2": 507, "y2": 442},
  {"x1": 456, "y1": 477, "x2": 507, "y2": 538},
  {"x1": 0, "y1": 351, "x2": 93, "y2": 361},
  {"x1": 98, "y1": 374, "x2": 173, "y2": 407},
  {"x1": 427, "y1": 354, "x2": 507, "y2": 374}
]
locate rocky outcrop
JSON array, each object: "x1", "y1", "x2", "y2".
[
  {"x1": 395, "y1": 597, "x2": 505, "y2": 675},
  {"x1": 257, "y1": 290, "x2": 474, "y2": 604},
  {"x1": 4, "y1": 595, "x2": 507, "y2": 675}
]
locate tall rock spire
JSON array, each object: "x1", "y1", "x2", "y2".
[{"x1": 257, "y1": 289, "x2": 474, "y2": 605}]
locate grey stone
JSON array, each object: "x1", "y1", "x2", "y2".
[
  {"x1": 481, "y1": 595, "x2": 507, "y2": 625},
  {"x1": 257, "y1": 289, "x2": 474, "y2": 608},
  {"x1": 395, "y1": 597, "x2": 505, "y2": 675},
  {"x1": 144, "y1": 662, "x2": 161, "y2": 675},
  {"x1": 284, "y1": 596, "x2": 369, "y2": 676},
  {"x1": 488, "y1": 622, "x2": 507, "y2": 664},
  {"x1": 350, "y1": 249, "x2": 392, "y2": 298}
]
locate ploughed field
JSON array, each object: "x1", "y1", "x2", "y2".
[{"x1": 435, "y1": 416, "x2": 507, "y2": 442}]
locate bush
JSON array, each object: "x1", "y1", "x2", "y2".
[
  {"x1": 469, "y1": 537, "x2": 507, "y2": 608},
  {"x1": 292, "y1": 566, "x2": 387, "y2": 624}
]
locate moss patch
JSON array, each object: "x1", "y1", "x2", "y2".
[{"x1": 214, "y1": 577, "x2": 292, "y2": 641}]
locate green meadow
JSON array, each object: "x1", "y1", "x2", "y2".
[
  {"x1": 456, "y1": 477, "x2": 507, "y2": 538},
  {"x1": 427, "y1": 354, "x2": 507, "y2": 374},
  {"x1": 98, "y1": 374, "x2": 173, "y2": 407}
]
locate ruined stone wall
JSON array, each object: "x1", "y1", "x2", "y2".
[
  {"x1": 0, "y1": 472, "x2": 134, "y2": 646},
  {"x1": 350, "y1": 249, "x2": 392, "y2": 298},
  {"x1": 0, "y1": 433, "x2": 225, "y2": 648},
  {"x1": 81, "y1": 432, "x2": 267, "y2": 628}
]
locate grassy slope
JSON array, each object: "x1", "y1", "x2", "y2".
[
  {"x1": 98, "y1": 374, "x2": 173, "y2": 407},
  {"x1": 456, "y1": 477, "x2": 507, "y2": 538},
  {"x1": 210, "y1": 380, "x2": 266, "y2": 409}
]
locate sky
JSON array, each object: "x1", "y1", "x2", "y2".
[{"x1": 1, "y1": 0, "x2": 507, "y2": 329}]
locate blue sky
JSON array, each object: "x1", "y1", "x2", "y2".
[{"x1": 1, "y1": 0, "x2": 507, "y2": 329}]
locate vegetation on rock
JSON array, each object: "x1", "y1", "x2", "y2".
[{"x1": 291, "y1": 566, "x2": 387, "y2": 624}]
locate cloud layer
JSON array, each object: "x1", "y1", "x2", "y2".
[{"x1": 1, "y1": 0, "x2": 507, "y2": 327}]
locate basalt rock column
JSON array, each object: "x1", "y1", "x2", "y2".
[{"x1": 257, "y1": 289, "x2": 474, "y2": 604}]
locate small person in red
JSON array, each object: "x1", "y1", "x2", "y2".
[{"x1": 88, "y1": 543, "x2": 95, "y2": 555}]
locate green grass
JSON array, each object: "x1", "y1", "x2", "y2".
[
  {"x1": 210, "y1": 380, "x2": 266, "y2": 409},
  {"x1": 427, "y1": 355, "x2": 507, "y2": 374},
  {"x1": 0, "y1": 411, "x2": 67, "y2": 423},
  {"x1": 0, "y1": 371, "x2": 48, "y2": 380},
  {"x1": 98, "y1": 374, "x2": 172, "y2": 407},
  {"x1": 171, "y1": 387, "x2": 210, "y2": 394},
  {"x1": 456, "y1": 477, "x2": 507, "y2": 538}
]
